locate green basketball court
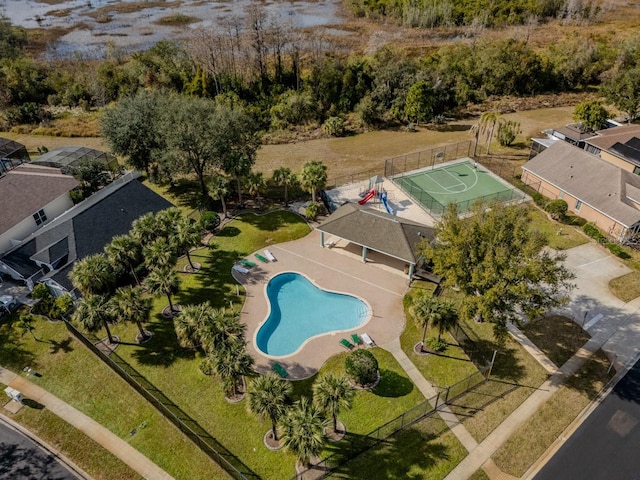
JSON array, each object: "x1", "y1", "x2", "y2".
[{"x1": 393, "y1": 160, "x2": 527, "y2": 217}]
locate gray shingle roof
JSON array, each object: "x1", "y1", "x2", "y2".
[
  {"x1": 1, "y1": 178, "x2": 172, "y2": 290},
  {"x1": 317, "y1": 203, "x2": 433, "y2": 264},
  {"x1": 522, "y1": 141, "x2": 640, "y2": 227},
  {"x1": 0, "y1": 164, "x2": 78, "y2": 233},
  {"x1": 588, "y1": 124, "x2": 640, "y2": 151}
]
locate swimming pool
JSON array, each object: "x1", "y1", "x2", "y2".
[{"x1": 256, "y1": 272, "x2": 370, "y2": 357}]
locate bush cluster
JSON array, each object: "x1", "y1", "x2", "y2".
[
  {"x1": 345, "y1": 349, "x2": 378, "y2": 386},
  {"x1": 582, "y1": 223, "x2": 607, "y2": 242}
]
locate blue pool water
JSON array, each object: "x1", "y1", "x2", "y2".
[{"x1": 256, "y1": 272, "x2": 369, "y2": 357}]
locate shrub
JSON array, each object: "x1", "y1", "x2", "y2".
[
  {"x1": 200, "y1": 211, "x2": 220, "y2": 232},
  {"x1": 532, "y1": 193, "x2": 547, "y2": 208},
  {"x1": 583, "y1": 223, "x2": 607, "y2": 242},
  {"x1": 323, "y1": 116, "x2": 345, "y2": 137},
  {"x1": 545, "y1": 199, "x2": 568, "y2": 220},
  {"x1": 345, "y1": 349, "x2": 379, "y2": 386},
  {"x1": 497, "y1": 120, "x2": 521, "y2": 146},
  {"x1": 426, "y1": 337, "x2": 447, "y2": 352},
  {"x1": 605, "y1": 243, "x2": 631, "y2": 259},
  {"x1": 305, "y1": 202, "x2": 322, "y2": 221},
  {"x1": 51, "y1": 294, "x2": 74, "y2": 319}
]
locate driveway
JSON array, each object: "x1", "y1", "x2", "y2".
[{"x1": 556, "y1": 243, "x2": 640, "y2": 365}]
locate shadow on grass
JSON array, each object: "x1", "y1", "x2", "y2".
[
  {"x1": 448, "y1": 381, "x2": 520, "y2": 416},
  {"x1": 49, "y1": 337, "x2": 74, "y2": 355},
  {"x1": 130, "y1": 315, "x2": 197, "y2": 367},
  {"x1": 0, "y1": 315, "x2": 36, "y2": 372},
  {"x1": 324, "y1": 420, "x2": 452, "y2": 479},
  {"x1": 22, "y1": 398, "x2": 45, "y2": 410},
  {"x1": 373, "y1": 369, "x2": 414, "y2": 398},
  {"x1": 216, "y1": 226, "x2": 241, "y2": 238},
  {"x1": 163, "y1": 178, "x2": 206, "y2": 210}
]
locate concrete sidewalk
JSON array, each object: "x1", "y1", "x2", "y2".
[{"x1": 0, "y1": 366, "x2": 174, "y2": 480}]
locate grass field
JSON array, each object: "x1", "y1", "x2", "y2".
[
  {"x1": 521, "y1": 315, "x2": 591, "y2": 368},
  {"x1": 609, "y1": 271, "x2": 640, "y2": 303}
]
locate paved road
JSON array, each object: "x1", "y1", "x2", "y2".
[
  {"x1": 535, "y1": 357, "x2": 640, "y2": 480},
  {"x1": 0, "y1": 415, "x2": 80, "y2": 480}
]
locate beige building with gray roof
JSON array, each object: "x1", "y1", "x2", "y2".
[{"x1": 522, "y1": 140, "x2": 640, "y2": 243}]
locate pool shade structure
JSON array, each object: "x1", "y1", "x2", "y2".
[{"x1": 316, "y1": 202, "x2": 433, "y2": 279}]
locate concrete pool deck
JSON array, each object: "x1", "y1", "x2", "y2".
[{"x1": 233, "y1": 229, "x2": 411, "y2": 379}]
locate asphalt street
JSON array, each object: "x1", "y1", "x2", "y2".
[
  {"x1": 0, "y1": 416, "x2": 79, "y2": 480},
  {"x1": 535, "y1": 357, "x2": 640, "y2": 480}
]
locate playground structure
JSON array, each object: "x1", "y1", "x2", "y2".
[{"x1": 358, "y1": 175, "x2": 395, "y2": 215}]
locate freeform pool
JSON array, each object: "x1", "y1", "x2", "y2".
[{"x1": 256, "y1": 272, "x2": 369, "y2": 357}]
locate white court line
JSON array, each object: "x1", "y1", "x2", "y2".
[
  {"x1": 576, "y1": 256, "x2": 611, "y2": 269},
  {"x1": 271, "y1": 245, "x2": 403, "y2": 297},
  {"x1": 442, "y1": 168, "x2": 467, "y2": 191},
  {"x1": 459, "y1": 163, "x2": 480, "y2": 191},
  {"x1": 426, "y1": 170, "x2": 458, "y2": 193}
]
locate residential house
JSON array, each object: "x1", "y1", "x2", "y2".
[
  {"x1": 521, "y1": 141, "x2": 640, "y2": 243},
  {"x1": 0, "y1": 164, "x2": 78, "y2": 255},
  {"x1": 583, "y1": 124, "x2": 640, "y2": 173},
  {"x1": 0, "y1": 173, "x2": 172, "y2": 295}
]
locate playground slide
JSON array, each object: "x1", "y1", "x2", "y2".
[
  {"x1": 380, "y1": 192, "x2": 394, "y2": 215},
  {"x1": 358, "y1": 188, "x2": 375, "y2": 205}
]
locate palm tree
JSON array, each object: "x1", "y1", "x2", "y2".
[
  {"x1": 299, "y1": 160, "x2": 327, "y2": 204},
  {"x1": 248, "y1": 373, "x2": 292, "y2": 442},
  {"x1": 131, "y1": 212, "x2": 158, "y2": 245},
  {"x1": 72, "y1": 294, "x2": 117, "y2": 344},
  {"x1": 476, "y1": 111, "x2": 501, "y2": 155},
  {"x1": 111, "y1": 285, "x2": 152, "y2": 341},
  {"x1": 69, "y1": 253, "x2": 115, "y2": 296},
  {"x1": 207, "y1": 175, "x2": 230, "y2": 218},
  {"x1": 156, "y1": 207, "x2": 182, "y2": 239},
  {"x1": 272, "y1": 167, "x2": 297, "y2": 207},
  {"x1": 143, "y1": 238, "x2": 176, "y2": 271},
  {"x1": 410, "y1": 294, "x2": 444, "y2": 352},
  {"x1": 105, "y1": 234, "x2": 143, "y2": 285},
  {"x1": 173, "y1": 302, "x2": 212, "y2": 348},
  {"x1": 144, "y1": 266, "x2": 180, "y2": 313},
  {"x1": 174, "y1": 215, "x2": 202, "y2": 270},
  {"x1": 201, "y1": 308, "x2": 246, "y2": 354},
  {"x1": 281, "y1": 397, "x2": 326, "y2": 469},
  {"x1": 431, "y1": 301, "x2": 458, "y2": 342},
  {"x1": 245, "y1": 171, "x2": 266, "y2": 210},
  {"x1": 214, "y1": 340, "x2": 254, "y2": 397},
  {"x1": 313, "y1": 373, "x2": 355, "y2": 434}
]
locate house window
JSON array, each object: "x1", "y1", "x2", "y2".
[
  {"x1": 33, "y1": 209, "x2": 47, "y2": 226},
  {"x1": 575, "y1": 200, "x2": 583, "y2": 211},
  {"x1": 559, "y1": 191, "x2": 565, "y2": 199},
  {"x1": 634, "y1": 166, "x2": 640, "y2": 176}
]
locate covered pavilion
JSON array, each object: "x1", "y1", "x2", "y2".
[{"x1": 316, "y1": 202, "x2": 434, "y2": 279}]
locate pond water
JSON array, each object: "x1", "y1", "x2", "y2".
[{"x1": 0, "y1": 0, "x2": 344, "y2": 58}]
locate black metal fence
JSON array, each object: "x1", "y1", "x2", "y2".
[
  {"x1": 383, "y1": 140, "x2": 473, "y2": 178},
  {"x1": 292, "y1": 364, "x2": 491, "y2": 480},
  {"x1": 63, "y1": 320, "x2": 257, "y2": 480}
]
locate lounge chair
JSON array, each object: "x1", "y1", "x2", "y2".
[
  {"x1": 232, "y1": 264, "x2": 249, "y2": 275},
  {"x1": 264, "y1": 249, "x2": 277, "y2": 262},
  {"x1": 240, "y1": 259, "x2": 256, "y2": 268},
  {"x1": 340, "y1": 338, "x2": 355, "y2": 350},
  {"x1": 272, "y1": 363, "x2": 288, "y2": 378},
  {"x1": 255, "y1": 253, "x2": 269, "y2": 263},
  {"x1": 361, "y1": 333, "x2": 375, "y2": 347},
  {"x1": 351, "y1": 333, "x2": 362, "y2": 345}
]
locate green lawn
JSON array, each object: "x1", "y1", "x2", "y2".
[
  {"x1": 526, "y1": 207, "x2": 588, "y2": 251},
  {"x1": 400, "y1": 286, "x2": 479, "y2": 388},
  {"x1": 444, "y1": 316, "x2": 549, "y2": 443},
  {"x1": 0, "y1": 390, "x2": 143, "y2": 480},
  {"x1": 0, "y1": 317, "x2": 227, "y2": 480}
]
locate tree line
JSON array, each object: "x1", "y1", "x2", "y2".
[{"x1": 1, "y1": 10, "x2": 640, "y2": 132}]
